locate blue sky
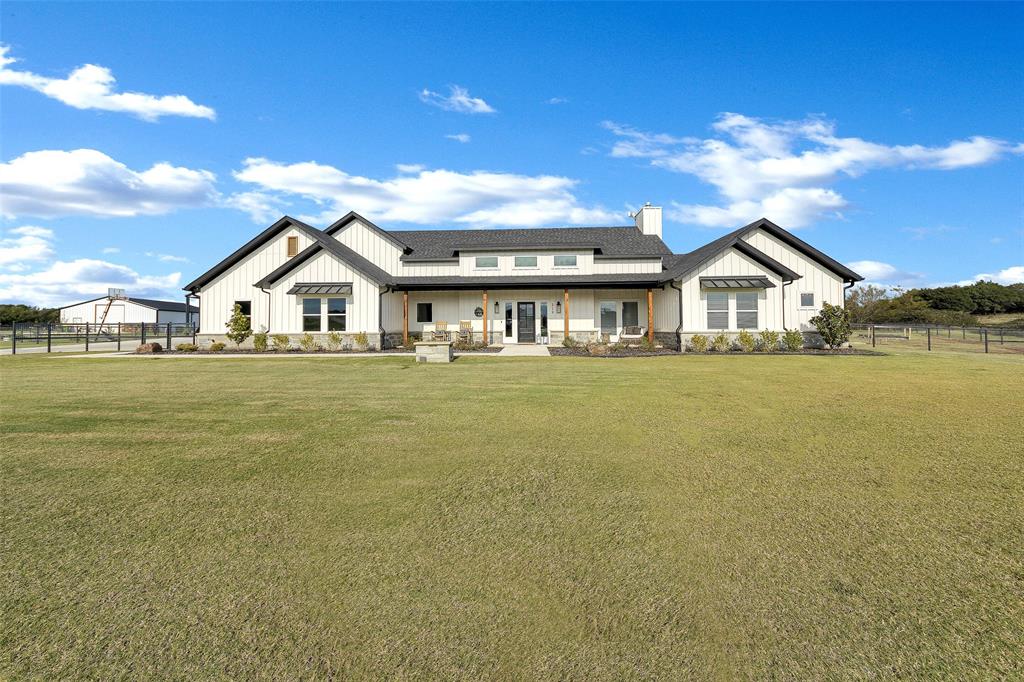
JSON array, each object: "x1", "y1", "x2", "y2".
[{"x1": 1, "y1": 2, "x2": 1022, "y2": 306}]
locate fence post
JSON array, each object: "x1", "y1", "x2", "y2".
[
  {"x1": 166, "y1": 322, "x2": 171, "y2": 349},
  {"x1": 962, "y1": 326, "x2": 966, "y2": 340},
  {"x1": 192, "y1": 324, "x2": 197, "y2": 345},
  {"x1": 141, "y1": 323, "x2": 146, "y2": 345},
  {"x1": 11, "y1": 322, "x2": 16, "y2": 355},
  {"x1": 871, "y1": 325, "x2": 876, "y2": 348},
  {"x1": 984, "y1": 329, "x2": 989, "y2": 353},
  {"x1": 85, "y1": 322, "x2": 90, "y2": 352},
  {"x1": 47, "y1": 323, "x2": 52, "y2": 353},
  {"x1": 927, "y1": 326, "x2": 931, "y2": 351},
  {"x1": 117, "y1": 322, "x2": 121, "y2": 351},
  {"x1": 1000, "y1": 329, "x2": 1004, "y2": 345}
]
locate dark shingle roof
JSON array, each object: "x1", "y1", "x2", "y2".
[
  {"x1": 128, "y1": 297, "x2": 198, "y2": 312},
  {"x1": 391, "y1": 226, "x2": 672, "y2": 261}
]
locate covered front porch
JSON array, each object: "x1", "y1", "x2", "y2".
[{"x1": 385, "y1": 285, "x2": 665, "y2": 347}]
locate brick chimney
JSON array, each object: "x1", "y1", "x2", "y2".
[{"x1": 632, "y1": 202, "x2": 662, "y2": 239}]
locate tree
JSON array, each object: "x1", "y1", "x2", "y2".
[
  {"x1": 224, "y1": 303, "x2": 252, "y2": 348},
  {"x1": 810, "y1": 302, "x2": 852, "y2": 349}
]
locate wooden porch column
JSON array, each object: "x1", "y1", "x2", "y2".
[
  {"x1": 647, "y1": 288, "x2": 655, "y2": 343},
  {"x1": 563, "y1": 289, "x2": 570, "y2": 340},
  {"x1": 402, "y1": 291, "x2": 409, "y2": 347},
  {"x1": 482, "y1": 291, "x2": 488, "y2": 346}
]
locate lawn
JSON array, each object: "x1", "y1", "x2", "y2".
[{"x1": 2, "y1": 351, "x2": 1022, "y2": 678}]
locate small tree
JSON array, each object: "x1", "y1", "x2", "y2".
[
  {"x1": 225, "y1": 303, "x2": 252, "y2": 348},
  {"x1": 810, "y1": 302, "x2": 852, "y2": 349}
]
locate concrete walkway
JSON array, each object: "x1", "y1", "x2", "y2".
[{"x1": 498, "y1": 344, "x2": 551, "y2": 357}]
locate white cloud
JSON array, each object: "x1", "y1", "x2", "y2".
[
  {"x1": 230, "y1": 157, "x2": 618, "y2": 228},
  {"x1": 145, "y1": 252, "x2": 189, "y2": 263},
  {"x1": 0, "y1": 225, "x2": 55, "y2": 266},
  {"x1": 547, "y1": 97, "x2": 568, "y2": 105},
  {"x1": 0, "y1": 149, "x2": 218, "y2": 218},
  {"x1": 847, "y1": 260, "x2": 921, "y2": 283},
  {"x1": 0, "y1": 44, "x2": 215, "y2": 121},
  {"x1": 419, "y1": 85, "x2": 496, "y2": 114},
  {"x1": 959, "y1": 266, "x2": 1024, "y2": 286},
  {"x1": 223, "y1": 190, "x2": 281, "y2": 223},
  {"x1": 0, "y1": 258, "x2": 182, "y2": 307},
  {"x1": 902, "y1": 225, "x2": 956, "y2": 240},
  {"x1": 605, "y1": 113, "x2": 1022, "y2": 228},
  {"x1": 445, "y1": 133, "x2": 471, "y2": 143},
  {"x1": 101, "y1": 246, "x2": 120, "y2": 254}
]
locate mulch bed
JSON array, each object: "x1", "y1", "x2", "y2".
[{"x1": 550, "y1": 347, "x2": 883, "y2": 358}]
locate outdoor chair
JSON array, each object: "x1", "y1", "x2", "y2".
[
  {"x1": 620, "y1": 326, "x2": 645, "y2": 344},
  {"x1": 432, "y1": 321, "x2": 449, "y2": 341},
  {"x1": 458, "y1": 320, "x2": 473, "y2": 343}
]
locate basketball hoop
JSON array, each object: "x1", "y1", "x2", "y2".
[{"x1": 107, "y1": 287, "x2": 127, "y2": 300}]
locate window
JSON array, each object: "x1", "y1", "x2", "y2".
[
  {"x1": 287, "y1": 235, "x2": 299, "y2": 257},
  {"x1": 540, "y1": 302, "x2": 548, "y2": 338},
  {"x1": 800, "y1": 292, "x2": 815, "y2": 308},
  {"x1": 707, "y1": 292, "x2": 728, "y2": 329},
  {"x1": 234, "y1": 300, "x2": 252, "y2": 329},
  {"x1": 302, "y1": 298, "x2": 321, "y2": 332},
  {"x1": 504, "y1": 302, "x2": 513, "y2": 337},
  {"x1": 327, "y1": 298, "x2": 346, "y2": 331},
  {"x1": 514, "y1": 255, "x2": 537, "y2": 268},
  {"x1": 553, "y1": 255, "x2": 577, "y2": 267},
  {"x1": 599, "y1": 301, "x2": 617, "y2": 336},
  {"x1": 736, "y1": 292, "x2": 758, "y2": 329},
  {"x1": 622, "y1": 301, "x2": 639, "y2": 327},
  {"x1": 475, "y1": 256, "x2": 498, "y2": 269},
  {"x1": 416, "y1": 303, "x2": 432, "y2": 323}
]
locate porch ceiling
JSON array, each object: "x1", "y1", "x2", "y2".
[{"x1": 391, "y1": 274, "x2": 662, "y2": 291}]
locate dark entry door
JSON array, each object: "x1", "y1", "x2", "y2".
[{"x1": 517, "y1": 302, "x2": 536, "y2": 343}]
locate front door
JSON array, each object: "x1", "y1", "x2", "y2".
[{"x1": 517, "y1": 302, "x2": 536, "y2": 343}]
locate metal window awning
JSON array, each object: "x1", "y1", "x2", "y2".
[
  {"x1": 699, "y1": 276, "x2": 775, "y2": 289},
  {"x1": 287, "y1": 282, "x2": 353, "y2": 295}
]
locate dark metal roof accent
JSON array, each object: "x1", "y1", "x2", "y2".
[
  {"x1": 390, "y1": 225, "x2": 672, "y2": 261},
  {"x1": 392, "y1": 273, "x2": 663, "y2": 291},
  {"x1": 62, "y1": 295, "x2": 197, "y2": 312},
  {"x1": 699, "y1": 276, "x2": 775, "y2": 289},
  {"x1": 287, "y1": 283, "x2": 353, "y2": 295}
]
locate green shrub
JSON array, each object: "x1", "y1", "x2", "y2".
[
  {"x1": 224, "y1": 303, "x2": 252, "y2": 348},
  {"x1": 736, "y1": 330, "x2": 756, "y2": 353},
  {"x1": 711, "y1": 333, "x2": 731, "y2": 353},
  {"x1": 252, "y1": 331, "x2": 268, "y2": 352},
  {"x1": 175, "y1": 342, "x2": 198, "y2": 352},
  {"x1": 209, "y1": 341, "x2": 226, "y2": 352},
  {"x1": 639, "y1": 336, "x2": 656, "y2": 352},
  {"x1": 271, "y1": 334, "x2": 291, "y2": 352},
  {"x1": 689, "y1": 334, "x2": 709, "y2": 353},
  {"x1": 782, "y1": 329, "x2": 804, "y2": 352},
  {"x1": 562, "y1": 336, "x2": 582, "y2": 349},
  {"x1": 354, "y1": 331, "x2": 369, "y2": 351},
  {"x1": 810, "y1": 302, "x2": 852, "y2": 349},
  {"x1": 758, "y1": 330, "x2": 779, "y2": 352},
  {"x1": 325, "y1": 331, "x2": 343, "y2": 352},
  {"x1": 299, "y1": 333, "x2": 320, "y2": 352}
]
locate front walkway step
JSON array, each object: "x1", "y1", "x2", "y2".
[{"x1": 497, "y1": 344, "x2": 551, "y2": 357}]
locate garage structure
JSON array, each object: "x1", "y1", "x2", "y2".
[{"x1": 59, "y1": 289, "x2": 199, "y2": 326}]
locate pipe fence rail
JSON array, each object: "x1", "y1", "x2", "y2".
[
  {"x1": 851, "y1": 323, "x2": 1024, "y2": 355},
  {"x1": 1, "y1": 322, "x2": 198, "y2": 355}
]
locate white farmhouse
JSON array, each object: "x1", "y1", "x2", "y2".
[{"x1": 184, "y1": 206, "x2": 862, "y2": 349}]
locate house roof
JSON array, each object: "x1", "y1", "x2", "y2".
[
  {"x1": 663, "y1": 217, "x2": 861, "y2": 283},
  {"x1": 391, "y1": 225, "x2": 673, "y2": 262},
  {"x1": 699, "y1": 276, "x2": 776, "y2": 289}
]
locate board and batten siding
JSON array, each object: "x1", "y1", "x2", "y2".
[
  {"x1": 197, "y1": 227, "x2": 316, "y2": 333},
  {"x1": 267, "y1": 251, "x2": 382, "y2": 334},
  {"x1": 740, "y1": 229, "x2": 844, "y2": 330},
  {"x1": 676, "y1": 247, "x2": 783, "y2": 332}
]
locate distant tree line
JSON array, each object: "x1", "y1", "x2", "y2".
[
  {"x1": 846, "y1": 281, "x2": 1024, "y2": 326},
  {"x1": 0, "y1": 304, "x2": 60, "y2": 325}
]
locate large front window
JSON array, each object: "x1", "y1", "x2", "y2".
[
  {"x1": 540, "y1": 302, "x2": 548, "y2": 338},
  {"x1": 706, "y1": 292, "x2": 728, "y2": 329},
  {"x1": 234, "y1": 300, "x2": 252, "y2": 329},
  {"x1": 302, "y1": 298, "x2": 321, "y2": 331},
  {"x1": 327, "y1": 298, "x2": 346, "y2": 331},
  {"x1": 599, "y1": 301, "x2": 617, "y2": 336},
  {"x1": 736, "y1": 292, "x2": 758, "y2": 329},
  {"x1": 416, "y1": 303, "x2": 432, "y2": 323},
  {"x1": 504, "y1": 302, "x2": 513, "y2": 338},
  {"x1": 622, "y1": 301, "x2": 639, "y2": 328}
]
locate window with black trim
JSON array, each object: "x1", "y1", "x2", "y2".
[
  {"x1": 622, "y1": 301, "x2": 639, "y2": 327},
  {"x1": 706, "y1": 292, "x2": 728, "y2": 329},
  {"x1": 234, "y1": 300, "x2": 252, "y2": 329},
  {"x1": 327, "y1": 298, "x2": 346, "y2": 331},
  {"x1": 417, "y1": 303, "x2": 433, "y2": 323},
  {"x1": 302, "y1": 298, "x2": 321, "y2": 332},
  {"x1": 736, "y1": 292, "x2": 758, "y2": 329}
]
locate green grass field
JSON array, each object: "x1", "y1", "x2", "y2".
[{"x1": 2, "y1": 351, "x2": 1022, "y2": 678}]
